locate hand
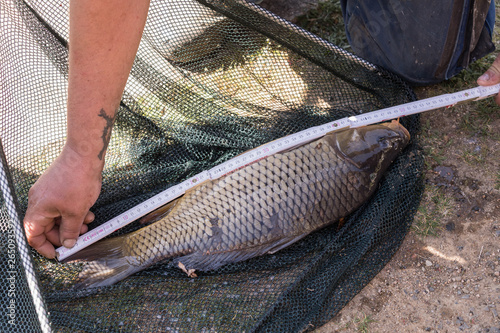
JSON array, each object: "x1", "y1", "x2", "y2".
[
  {"x1": 23, "y1": 145, "x2": 103, "y2": 259},
  {"x1": 477, "y1": 53, "x2": 500, "y2": 106}
]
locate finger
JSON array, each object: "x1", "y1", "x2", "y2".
[
  {"x1": 494, "y1": 93, "x2": 500, "y2": 107},
  {"x1": 24, "y1": 206, "x2": 51, "y2": 236},
  {"x1": 25, "y1": 231, "x2": 55, "y2": 258},
  {"x1": 45, "y1": 226, "x2": 62, "y2": 247},
  {"x1": 54, "y1": 216, "x2": 62, "y2": 226},
  {"x1": 33, "y1": 240, "x2": 57, "y2": 259},
  {"x1": 24, "y1": 222, "x2": 55, "y2": 259},
  {"x1": 477, "y1": 54, "x2": 500, "y2": 86},
  {"x1": 58, "y1": 215, "x2": 84, "y2": 248},
  {"x1": 83, "y1": 211, "x2": 95, "y2": 224},
  {"x1": 80, "y1": 223, "x2": 89, "y2": 234}
]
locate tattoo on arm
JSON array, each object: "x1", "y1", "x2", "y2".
[{"x1": 97, "y1": 108, "x2": 116, "y2": 160}]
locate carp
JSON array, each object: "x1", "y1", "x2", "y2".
[{"x1": 65, "y1": 120, "x2": 410, "y2": 288}]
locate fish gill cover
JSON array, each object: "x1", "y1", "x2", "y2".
[{"x1": 0, "y1": 0, "x2": 423, "y2": 332}]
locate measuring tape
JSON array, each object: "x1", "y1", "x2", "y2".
[{"x1": 56, "y1": 83, "x2": 500, "y2": 261}]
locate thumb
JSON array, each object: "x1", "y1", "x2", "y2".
[
  {"x1": 59, "y1": 214, "x2": 84, "y2": 248},
  {"x1": 477, "y1": 54, "x2": 500, "y2": 86}
]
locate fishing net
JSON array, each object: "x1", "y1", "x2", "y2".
[{"x1": 0, "y1": 0, "x2": 424, "y2": 332}]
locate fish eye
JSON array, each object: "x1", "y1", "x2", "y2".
[{"x1": 378, "y1": 137, "x2": 392, "y2": 149}]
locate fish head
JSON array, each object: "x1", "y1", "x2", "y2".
[{"x1": 328, "y1": 120, "x2": 410, "y2": 175}]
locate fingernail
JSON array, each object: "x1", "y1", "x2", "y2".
[
  {"x1": 478, "y1": 73, "x2": 490, "y2": 81},
  {"x1": 44, "y1": 251, "x2": 55, "y2": 260},
  {"x1": 63, "y1": 239, "x2": 76, "y2": 248}
]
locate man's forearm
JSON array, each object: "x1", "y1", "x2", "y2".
[{"x1": 66, "y1": 0, "x2": 150, "y2": 169}]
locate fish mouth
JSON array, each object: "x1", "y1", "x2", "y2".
[{"x1": 384, "y1": 120, "x2": 411, "y2": 141}]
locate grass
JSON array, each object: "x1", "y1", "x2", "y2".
[
  {"x1": 419, "y1": 118, "x2": 454, "y2": 169},
  {"x1": 459, "y1": 98, "x2": 500, "y2": 138},
  {"x1": 295, "y1": 1, "x2": 350, "y2": 50},
  {"x1": 413, "y1": 205, "x2": 441, "y2": 237},
  {"x1": 461, "y1": 145, "x2": 489, "y2": 165},
  {"x1": 353, "y1": 313, "x2": 376, "y2": 333},
  {"x1": 412, "y1": 183, "x2": 453, "y2": 237},
  {"x1": 440, "y1": 55, "x2": 498, "y2": 92}
]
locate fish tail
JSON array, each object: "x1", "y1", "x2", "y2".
[{"x1": 63, "y1": 236, "x2": 143, "y2": 289}]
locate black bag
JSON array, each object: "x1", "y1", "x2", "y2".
[{"x1": 341, "y1": 0, "x2": 496, "y2": 85}]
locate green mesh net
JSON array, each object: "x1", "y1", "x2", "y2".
[{"x1": 0, "y1": 0, "x2": 424, "y2": 332}]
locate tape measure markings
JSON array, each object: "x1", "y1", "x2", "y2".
[{"x1": 56, "y1": 83, "x2": 500, "y2": 260}]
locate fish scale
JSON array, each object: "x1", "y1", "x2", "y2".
[{"x1": 67, "y1": 121, "x2": 410, "y2": 288}]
